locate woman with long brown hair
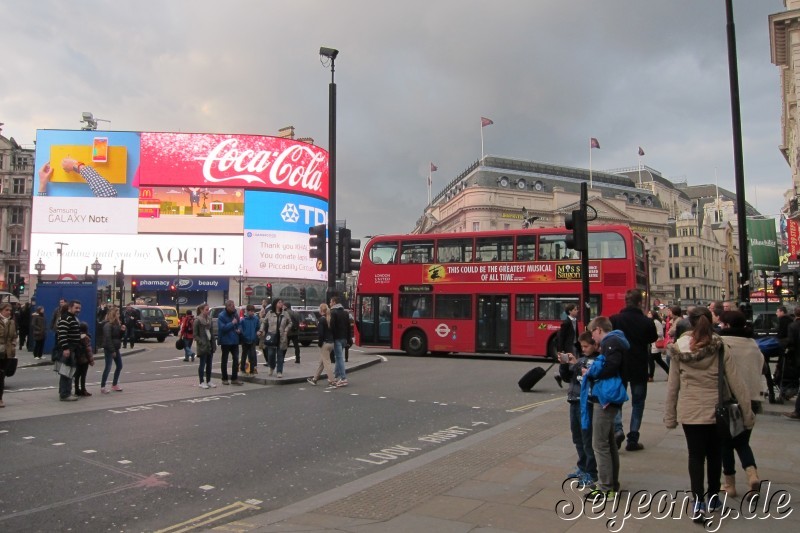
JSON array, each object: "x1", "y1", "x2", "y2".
[
  {"x1": 101, "y1": 306, "x2": 124, "y2": 393},
  {"x1": 665, "y1": 306, "x2": 754, "y2": 522}
]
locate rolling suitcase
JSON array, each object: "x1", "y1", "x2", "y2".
[{"x1": 518, "y1": 363, "x2": 556, "y2": 392}]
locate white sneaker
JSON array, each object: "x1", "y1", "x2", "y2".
[
  {"x1": 208, "y1": 381, "x2": 217, "y2": 388},
  {"x1": 199, "y1": 382, "x2": 209, "y2": 389},
  {"x1": 268, "y1": 369, "x2": 274, "y2": 376},
  {"x1": 101, "y1": 387, "x2": 110, "y2": 394},
  {"x1": 276, "y1": 372, "x2": 283, "y2": 378},
  {"x1": 307, "y1": 377, "x2": 317, "y2": 386}
]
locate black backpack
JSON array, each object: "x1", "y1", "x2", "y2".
[{"x1": 289, "y1": 311, "x2": 300, "y2": 334}]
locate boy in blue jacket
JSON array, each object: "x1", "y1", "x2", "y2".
[
  {"x1": 560, "y1": 331, "x2": 600, "y2": 486},
  {"x1": 239, "y1": 305, "x2": 260, "y2": 375},
  {"x1": 581, "y1": 316, "x2": 629, "y2": 499}
]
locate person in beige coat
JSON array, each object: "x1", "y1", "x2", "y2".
[
  {"x1": 664, "y1": 307, "x2": 754, "y2": 522},
  {"x1": 0, "y1": 303, "x2": 18, "y2": 407},
  {"x1": 717, "y1": 310, "x2": 763, "y2": 497},
  {"x1": 258, "y1": 299, "x2": 292, "y2": 378}
]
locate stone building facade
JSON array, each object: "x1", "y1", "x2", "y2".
[{"x1": 0, "y1": 128, "x2": 34, "y2": 301}]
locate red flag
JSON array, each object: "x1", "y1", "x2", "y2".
[
  {"x1": 590, "y1": 137, "x2": 600, "y2": 149},
  {"x1": 430, "y1": 162, "x2": 438, "y2": 172},
  {"x1": 481, "y1": 117, "x2": 494, "y2": 127},
  {"x1": 638, "y1": 146, "x2": 645, "y2": 156}
]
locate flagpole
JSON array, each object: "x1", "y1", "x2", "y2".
[
  {"x1": 480, "y1": 119, "x2": 485, "y2": 163},
  {"x1": 589, "y1": 139, "x2": 593, "y2": 189},
  {"x1": 427, "y1": 166, "x2": 432, "y2": 205},
  {"x1": 637, "y1": 152, "x2": 642, "y2": 187}
]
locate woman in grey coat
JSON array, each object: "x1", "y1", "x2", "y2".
[{"x1": 193, "y1": 304, "x2": 216, "y2": 389}]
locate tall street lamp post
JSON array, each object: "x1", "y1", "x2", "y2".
[
  {"x1": 320, "y1": 46, "x2": 339, "y2": 299},
  {"x1": 90, "y1": 257, "x2": 102, "y2": 281},
  {"x1": 176, "y1": 259, "x2": 183, "y2": 316},
  {"x1": 34, "y1": 258, "x2": 45, "y2": 284},
  {"x1": 56, "y1": 242, "x2": 68, "y2": 277},
  {"x1": 236, "y1": 265, "x2": 248, "y2": 304}
]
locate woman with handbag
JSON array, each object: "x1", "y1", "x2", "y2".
[
  {"x1": 307, "y1": 303, "x2": 336, "y2": 387},
  {"x1": 665, "y1": 306, "x2": 754, "y2": 522},
  {"x1": 648, "y1": 309, "x2": 669, "y2": 381},
  {"x1": 0, "y1": 303, "x2": 19, "y2": 408},
  {"x1": 717, "y1": 310, "x2": 763, "y2": 496}
]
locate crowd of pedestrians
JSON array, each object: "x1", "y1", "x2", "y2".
[{"x1": 556, "y1": 290, "x2": 774, "y2": 524}]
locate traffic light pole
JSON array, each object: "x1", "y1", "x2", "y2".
[
  {"x1": 578, "y1": 184, "x2": 591, "y2": 329},
  {"x1": 326, "y1": 59, "x2": 337, "y2": 300}
]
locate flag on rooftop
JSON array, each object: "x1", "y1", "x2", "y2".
[
  {"x1": 430, "y1": 162, "x2": 438, "y2": 172},
  {"x1": 481, "y1": 117, "x2": 494, "y2": 127},
  {"x1": 590, "y1": 137, "x2": 600, "y2": 149},
  {"x1": 638, "y1": 146, "x2": 645, "y2": 156}
]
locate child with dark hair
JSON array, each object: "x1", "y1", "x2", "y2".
[
  {"x1": 560, "y1": 330, "x2": 600, "y2": 486},
  {"x1": 74, "y1": 322, "x2": 95, "y2": 397}
]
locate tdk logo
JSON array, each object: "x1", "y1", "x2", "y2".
[{"x1": 281, "y1": 203, "x2": 327, "y2": 225}]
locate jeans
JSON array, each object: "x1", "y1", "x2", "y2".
[
  {"x1": 267, "y1": 346, "x2": 286, "y2": 373},
  {"x1": 592, "y1": 402, "x2": 620, "y2": 492},
  {"x1": 183, "y1": 338, "x2": 194, "y2": 360},
  {"x1": 240, "y1": 342, "x2": 257, "y2": 372},
  {"x1": 198, "y1": 353, "x2": 213, "y2": 383},
  {"x1": 333, "y1": 339, "x2": 347, "y2": 380},
  {"x1": 220, "y1": 344, "x2": 239, "y2": 381},
  {"x1": 59, "y1": 374, "x2": 72, "y2": 399},
  {"x1": 101, "y1": 347, "x2": 123, "y2": 387},
  {"x1": 682, "y1": 423, "x2": 721, "y2": 500},
  {"x1": 721, "y1": 428, "x2": 756, "y2": 475},
  {"x1": 569, "y1": 401, "x2": 596, "y2": 479},
  {"x1": 614, "y1": 381, "x2": 648, "y2": 444},
  {"x1": 123, "y1": 325, "x2": 136, "y2": 347},
  {"x1": 288, "y1": 335, "x2": 300, "y2": 360}
]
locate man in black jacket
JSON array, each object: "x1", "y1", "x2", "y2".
[
  {"x1": 329, "y1": 295, "x2": 350, "y2": 387},
  {"x1": 610, "y1": 288, "x2": 657, "y2": 451},
  {"x1": 555, "y1": 303, "x2": 580, "y2": 388}
]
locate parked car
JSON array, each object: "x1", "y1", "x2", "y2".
[
  {"x1": 752, "y1": 312, "x2": 778, "y2": 339},
  {"x1": 131, "y1": 305, "x2": 170, "y2": 342},
  {"x1": 296, "y1": 310, "x2": 319, "y2": 346},
  {"x1": 210, "y1": 305, "x2": 226, "y2": 339},
  {"x1": 158, "y1": 305, "x2": 180, "y2": 335}
]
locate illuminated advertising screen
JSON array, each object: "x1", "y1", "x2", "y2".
[{"x1": 30, "y1": 130, "x2": 329, "y2": 280}]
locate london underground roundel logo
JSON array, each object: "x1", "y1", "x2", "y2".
[{"x1": 281, "y1": 203, "x2": 300, "y2": 223}]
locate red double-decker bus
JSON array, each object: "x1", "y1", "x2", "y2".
[{"x1": 354, "y1": 224, "x2": 648, "y2": 358}]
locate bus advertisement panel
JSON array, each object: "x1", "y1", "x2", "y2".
[{"x1": 354, "y1": 225, "x2": 647, "y2": 358}]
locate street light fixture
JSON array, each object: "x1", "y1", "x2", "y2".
[
  {"x1": 34, "y1": 258, "x2": 45, "y2": 283},
  {"x1": 55, "y1": 242, "x2": 68, "y2": 277},
  {"x1": 90, "y1": 257, "x2": 102, "y2": 281},
  {"x1": 320, "y1": 45, "x2": 339, "y2": 299},
  {"x1": 236, "y1": 265, "x2": 248, "y2": 304}
]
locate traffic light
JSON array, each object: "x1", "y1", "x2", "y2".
[
  {"x1": 105, "y1": 286, "x2": 112, "y2": 302},
  {"x1": 18, "y1": 277, "x2": 25, "y2": 294},
  {"x1": 131, "y1": 279, "x2": 138, "y2": 299},
  {"x1": 11, "y1": 281, "x2": 19, "y2": 297},
  {"x1": 300, "y1": 287, "x2": 306, "y2": 301},
  {"x1": 266, "y1": 283, "x2": 273, "y2": 299},
  {"x1": 565, "y1": 209, "x2": 588, "y2": 252},
  {"x1": 169, "y1": 283, "x2": 177, "y2": 298},
  {"x1": 773, "y1": 277, "x2": 783, "y2": 298},
  {"x1": 339, "y1": 228, "x2": 361, "y2": 274},
  {"x1": 115, "y1": 271, "x2": 125, "y2": 288},
  {"x1": 308, "y1": 224, "x2": 327, "y2": 272}
]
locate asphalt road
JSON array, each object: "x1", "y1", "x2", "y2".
[{"x1": 0, "y1": 344, "x2": 560, "y2": 532}]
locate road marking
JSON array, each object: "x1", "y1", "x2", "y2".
[
  {"x1": 118, "y1": 460, "x2": 132, "y2": 464},
  {"x1": 506, "y1": 396, "x2": 562, "y2": 412},
  {"x1": 52, "y1": 442, "x2": 65, "y2": 446},
  {"x1": 7, "y1": 386, "x2": 57, "y2": 393},
  {"x1": 199, "y1": 485, "x2": 214, "y2": 491},
  {"x1": 153, "y1": 501, "x2": 260, "y2": 533},
  {"x1": 155, "y1": 471, "x2": 170, "y2": 477},
  {"x1": 23, "y1": 436, "x2": 35, "y2": 440},
  {"x1": 83, "y1": 450, "x2": 97, "y2": 454},
  {"x1": 154, "y1": 357, "x2": 186, "y2": 363}
]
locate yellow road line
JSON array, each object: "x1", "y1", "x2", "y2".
[
  {"x1": 507, "y1": 396, "x2": 562, "y2": 412},
  {"x1": 154, "y1": 501, "x2": 260, "y2": 533}
]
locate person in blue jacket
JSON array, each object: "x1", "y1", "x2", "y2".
[
  {"x1": 217, "y1": 300, "x2": 243, "y2": 385},
  {"x1": 239, "y1": 305, "x2": 260, "y2": 375},
  {"x1": 580, "y1": 316, "x2": 629, "y2": 500}
]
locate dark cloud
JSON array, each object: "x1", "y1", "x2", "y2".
[{"x1": 0, "y1": 0, "x2": 788, "y2": 236}]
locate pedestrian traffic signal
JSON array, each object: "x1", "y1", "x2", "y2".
[
  {"x1": 300, "y1": 287, "x2": 306, "y2": 301},
  {"x1": 169, "y1": 283, "x2": 177, "y2": 298},
  {"x1": 131, "y1": 279, "x2": 138, "y2": 298},
  {"x1": 565, "y1": 209, "x2": 588, "y2": 252},
  {"x1": 773, "y1": 277, "x2": 783, "y2": 298},
  {"x1": 11, "y1": 281, "x2": 19, "y2": 297},
  {"x1": 18, "y1": 277, "x2": 25, "y2": 294},
  {"x1": 308, "y1": 224, "x2": 327, "y2": 272},
  {"x1": 338, "y1": 228, "x2": 361, "y2": 274},
  {"x1": 105, "y1": 286, "x2": 112, "y2": 302}
]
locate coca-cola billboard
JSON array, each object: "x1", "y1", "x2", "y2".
[{"x1": 138, "y1": 133, "x2": 329, "y2": 200}]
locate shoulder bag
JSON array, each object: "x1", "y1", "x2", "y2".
[{"x1": 715, "y1": 346, "x2": 745, "y2": 440}]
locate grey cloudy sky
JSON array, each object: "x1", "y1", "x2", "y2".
[{"x1": 0, "y1": 0, "x2": 788, "y2": 239}]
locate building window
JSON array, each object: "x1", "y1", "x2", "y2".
[
  {"x1": 10, "y1": 235, "x2": 23, "y2": 254},
  {"x1": 472, "y1": 222, "x2": 480, "y2": 232},
  {"x1": 12, "y1": 178, "x2": 25, "y2": 194},
  {"x1": 10, "y1": 206, "x2": 24, "y2": 225}
]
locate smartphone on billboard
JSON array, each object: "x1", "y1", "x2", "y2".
[{"x1": 92, "y1": 137, "x2": 109, "y2": 163}]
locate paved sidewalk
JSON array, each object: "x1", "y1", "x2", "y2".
[{"x1": 230, "y1": 372, "x2": 800, "y2": 533}]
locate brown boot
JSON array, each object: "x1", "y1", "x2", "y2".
[
  {"x1": 722, "y1": 475, "x2": 737, "y2": 497},
  {"x1": 745, "y1": 466, "x2": 760, "y2": 491}
]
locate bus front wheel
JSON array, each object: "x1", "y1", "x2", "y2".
[{"x1": 403, "y1": 330, "x2": 428, "y2": 356}]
